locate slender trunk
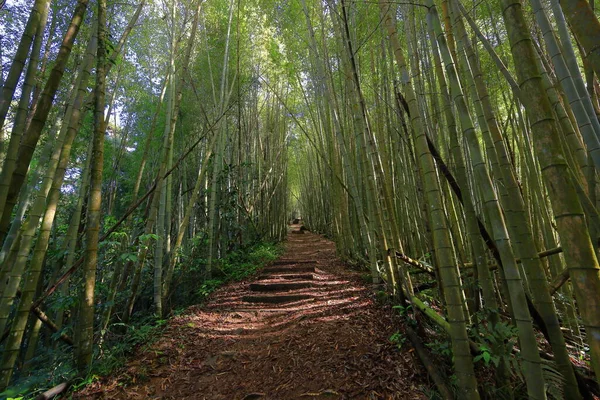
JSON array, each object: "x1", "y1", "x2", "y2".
[
  {"x1": 450, "y1": 2, "x2": 582, "y2": 395},
  {"x1": 0, "y1": 0, "x2": 50, "y2": 211},
  {"x1": 131, "y1": 71, "x2": 170, "y2": 205},
  {"x1": 0, "y1": 0, "x2": 89, "y2": 244},
  {"x1": 379, "y1": 2, "x2": 480, "y2": 397},
  {"x1": 76, "y1": 0, "x2": 106, "y2": 373},
  {"x1": 0, "y1": 0, "x2": 50, "y2": 132},
  {"x1": 500, "y1": 0, "x2": 600, "y2": 379}
]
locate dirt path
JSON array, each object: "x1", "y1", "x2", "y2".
[{"x1": 79, "y1": 226, "x2": 426, "y2": 399}]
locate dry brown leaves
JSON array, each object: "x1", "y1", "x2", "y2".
[{"x1": 74, "y1": 229, "x2": 427, "y2": 399}]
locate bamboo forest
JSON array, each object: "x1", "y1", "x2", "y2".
[{"x1": 1, "y1": 0, "x2": 600, "y2": 398}]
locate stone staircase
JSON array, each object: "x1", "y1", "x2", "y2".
[{"x1": 242, "y1": 260, "x2": 318, "y2": 304}]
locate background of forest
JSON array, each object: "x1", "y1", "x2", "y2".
[{"x1": 1, "y1": 0, "x2": 600, "y2": 398}]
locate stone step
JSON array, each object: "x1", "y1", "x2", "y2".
[
  {"x1": 249, "y1": 282, "x2": 314, "y2": 292},
  {"x1": 271, "y1": 260, "x2": 316, "y2": 266},
  {"x1": 258, "y1": 273, "x2": 314, "y2": 280},
  {"x1": 263, "y1": 265, "x2": 316, "y2": 274},
  {"x1": 242, "y1": 294, "x2": 314, "y2": 304}
]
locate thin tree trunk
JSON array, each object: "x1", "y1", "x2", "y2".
[
  {"x1": 0, "y1": 0, "x2": 50, "y2": 208},
  {"x1": 0, "y1": 0, "x2": 50, "y2": 132},
  {"x1": 500, "y1": 0, "x2": 600, "y2": 379},
  {"x1": 76, "y1": 0, "x2": 106, "y2": 373},
  {"x1": 0, "y1": 0, "x2": 89, "y2": 244},
  {"x1": 379, "y1": 2, "x2": 480, "y2": 397}
]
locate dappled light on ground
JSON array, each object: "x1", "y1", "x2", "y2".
[{"x1": 76, "y1": 226, "x2": 426, "y2": 399}]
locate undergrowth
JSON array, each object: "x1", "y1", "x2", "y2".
[
  {"x1": 197, "y1": 241, "x2": 281, "y2": 300},
  {"x1": 1, "y1": 315, "x2": 169, "y2": 400},
  {"x1": 388, "y1": 302, "x2": 569, "y2": 400},
  {"x1": 2, "y1": 241, "x2": 281, "y2": 400}
]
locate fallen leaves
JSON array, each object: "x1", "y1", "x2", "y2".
[{"x1": 74, "y1": 232, "x2": 427, "y2": 399}]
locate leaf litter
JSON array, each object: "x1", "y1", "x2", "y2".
[{"x1": 75, "y1": 228, "x2": 427, "y2": 399}]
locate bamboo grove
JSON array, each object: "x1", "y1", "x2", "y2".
[
  {"x1": 0, "y1": 0, "x2": 290, "y2": 392},
  {"x1": 0, "y1": 0, "x2": 600, "y2": 398}
]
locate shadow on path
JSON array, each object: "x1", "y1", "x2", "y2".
[{"x1": 77, "y1": 225, "x2": 426, "y2": 399}]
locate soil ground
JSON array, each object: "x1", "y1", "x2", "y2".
[{"x1": 76, "y1": 225, "x2": 427, "y2": 399}]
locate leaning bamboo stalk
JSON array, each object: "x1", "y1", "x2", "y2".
[
  {"x1": 499, "y1": 0, "x2": 600, "y2": 379},
  {"x1": 0, "y1": 117, "x2": 58, "y2": 266},
  {"x1": 450, "y1": 3, "x2": 580, "y2": 394},
  {"x1": 160, "y1": 1, "x2": 203, "y2": 304},
  {"x1": 131, "y1": 70, "x2": 170, "y2": 204},
  {"x1": 379, "y1": 2, "x2": 479, "y2": 397},
  {"x1": 0, "y1": 0, "x2": 50, "y2": 204},
  {"x1": 0, "y1": 0, "x2": 144, "y2": 242},
  {"x1": 426, "y1": 3, "x2": 546, "y2": 396},
  {"x1": 0, "y1": 53, "x2": 90, "y2": 387},
  {"x1": 423, "y1": 14, "x2": 499, "y2": 321},
  {"x1": 0, "y1": 98, "x2": 76, "y2": 347},
  {"x1": 0, "y1": 22, "x2": 96, "y2": 348},
  {"x1": 0, "y1": 0, "x2": 50, "y2": 132},
  {"x1": 76, "y1": 0, "x2": 107, "y2": 372},
  {"x1": 528, "y1": 0, "x2": 600, "y2": 169},
  {"x1": 549, "y1": 0, "x2": 600, "y2": 141},
  {"x1": 30, "y1": 109, "x2": 227, "y2": 314},
  {"x1": 557, "y1": 0, "x2": 600, "y2": 80},
  {"x1": 0, "y1": 0, "x2": 89, "y2": 243}
]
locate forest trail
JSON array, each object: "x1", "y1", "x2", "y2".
[{"x1": 77, "y1": 225, "x2": 426, "y2": 399}]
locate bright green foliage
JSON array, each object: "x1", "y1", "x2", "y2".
[{"x1": 197, "y1": 242, "x2": 281, "y2": 300}]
